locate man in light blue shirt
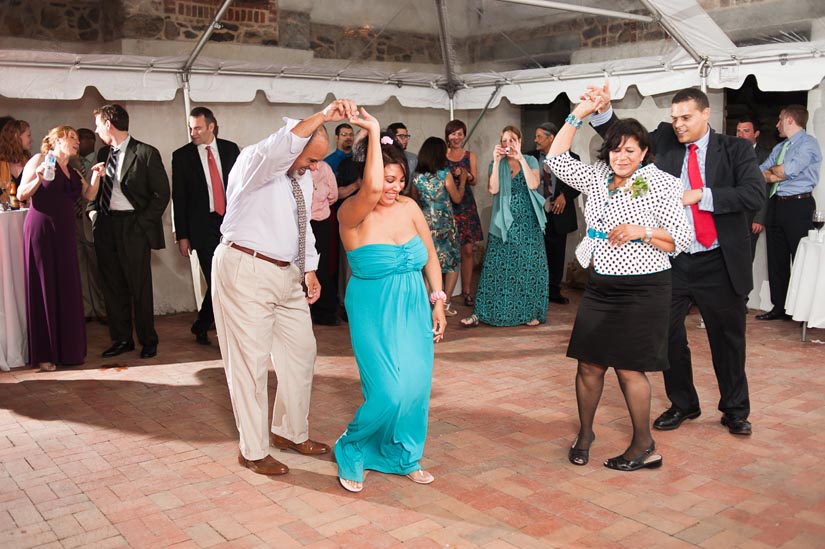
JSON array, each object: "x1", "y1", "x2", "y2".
[{"x1": 756, "y1": 105, "x2": 822, "y2": 321}]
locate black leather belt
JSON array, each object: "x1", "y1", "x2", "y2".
[{"x1": 775, "y1": 193, "x2": 812, "y2": 201}]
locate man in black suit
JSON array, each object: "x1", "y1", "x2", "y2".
[
  {"x1": 91, "y1": 104, "x2": 170, "y2": 359},
  {"x1": 172, "y1": 107, "x2": 241, "y2": 344},
  {"x1": 528, "y1": 122, "x2": 580, "y2": 304},
  {"x1": 589, "y1": 84, "x2": 764, "y2": 436},
  {"x1": 735, "y1": 116, "x2": 771, "y2": 260}
]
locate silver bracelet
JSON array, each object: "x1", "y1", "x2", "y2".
[{"x1": 643, "y1": 226, "x2": 653, "y2": 244}]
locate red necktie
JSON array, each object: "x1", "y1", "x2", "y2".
[
  {"x1": 687, "y1": 144, "x2": 717, "y2": 247},
  {"x1": 206, "y1": 145, "x2": 225, "y2": 216}
]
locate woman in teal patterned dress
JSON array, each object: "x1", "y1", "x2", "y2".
[
  {"x1": 412, "y1": 137, "x2": 466, "y2": 316},
  {"x1": 461, "y1": 125, "x2": 549, "y2": 327},
  {"x1": 336, "y1": 111, "x2": 447, "y2": 493}
]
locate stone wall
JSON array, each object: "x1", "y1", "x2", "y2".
[{"x1": 0, "y1": 0, "x2": 787, "y2": 66}]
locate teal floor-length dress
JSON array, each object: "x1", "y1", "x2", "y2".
[{"x1": 334, "y1": 235, "x2": 434, "y2": 483}]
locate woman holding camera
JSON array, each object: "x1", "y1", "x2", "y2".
[{"x1": 461, "y1": 125, "x2": 548, "y2": 327}]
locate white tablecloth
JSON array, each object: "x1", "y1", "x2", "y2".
[
  {"x1": 785, "y1": 237, "x2": 825, "y2": 329},
  {"x1": 0, "y1": 209, "x2": 28, "y2": 370}
]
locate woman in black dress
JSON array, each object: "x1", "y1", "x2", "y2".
[{"x1": 545, "y1": 96, "x2": 692, "y2": 471}]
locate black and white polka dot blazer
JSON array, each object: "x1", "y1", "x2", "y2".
[{"x1": 545, "y1": 153, "x2": 693, "y2": 276}]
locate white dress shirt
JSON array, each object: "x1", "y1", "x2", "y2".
[
  {"x1": 109, "y1": 135, "x2": 134, "y2": 212},
  {"x1": 197, "y1": 140, "x2": 224, "y2": 213},
  {"x1": 221, "y1": 118, "x2": 319, "y2": 272}
]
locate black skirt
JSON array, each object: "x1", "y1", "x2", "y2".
[{"x1": 567, "y1": 269, "x2": 672, "y2": 372}]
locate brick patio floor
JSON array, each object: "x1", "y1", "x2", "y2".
[{"x1": 1, "y1": 291, "x2": 824, "y2": 548}]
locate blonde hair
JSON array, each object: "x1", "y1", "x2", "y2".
[
  {"x1": 501, "y1": 125, "x2": 522, "y2": 141},
  {"x1": 40, "y1": 125, "x2": 76, "y2": 155}
]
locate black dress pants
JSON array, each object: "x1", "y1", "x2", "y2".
[
  {"x1": 543, "y1": 219, "x2": 567, "y2": 297},
  {"x1": 94, "y1": 213, "x2": 158, "y2": 347},
  {"x1": 766, "y1": 196, "x2": 815, "y2": 312},
  {"x1": 192, "y1": 243, "x2": 217, "y2": 334},
  {"x1": 310, "y1": 217, "x2": 339, "y2": 323},
  {"x1": 666, "y1": 248, "x2": 749, "y2": 418}
]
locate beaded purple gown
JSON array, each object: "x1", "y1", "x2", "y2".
[{"x1": 23, "y1": 164, "x2": 86, "y2": 365}]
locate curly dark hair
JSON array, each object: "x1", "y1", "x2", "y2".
[
  {"x1": 597, "y1": 118, "x2": 655, "y2": 166},
  {"x1": 353, "y1": 131, "x2": 409, "y2": 185}
]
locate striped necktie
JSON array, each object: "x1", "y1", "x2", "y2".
[{"x1": 99, "y1": 147, "x2": 119, "y2": 214}]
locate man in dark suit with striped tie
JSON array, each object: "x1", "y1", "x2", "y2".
[
  {"x1": 91, "y1": 104, "x2": 170, "y2": 359},
  {"x1": 172, "y1": 107, "x2": 240, "y2": 345}
]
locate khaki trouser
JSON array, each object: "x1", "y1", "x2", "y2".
[{"x1": 212, "y1": 243, "x2": 317, "y2": 461}]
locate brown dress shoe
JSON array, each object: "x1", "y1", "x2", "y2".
[
  {"x1": 238, "y1": 453, "x2": 289, "y2": 475},
  {"x1": 270, "y1": 433, "x2": 330, "y2": 455}
]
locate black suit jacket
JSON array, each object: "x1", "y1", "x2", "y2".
[
  {"x1": 92, "y1": 138, "x2": 170, "y2": 250},
  {"x1": 596, "y1": 114, "x2": 765, "y2": 296},
  {"x1": 171, "y1": 138, "x2": 240, "y2": 250},
  {"x1": 528, "y1": 149, "x2": 581, "y2": 234}
]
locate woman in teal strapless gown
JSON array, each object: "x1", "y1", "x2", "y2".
[{"x1": 335, "y1": 110, "x2": 447, "y2": 493}]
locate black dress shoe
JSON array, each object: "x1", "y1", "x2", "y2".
[
  {"x1": 194, "y1": 332, "x2": 211, "y2": 345},
  {"x1": 312, "y1": 316, "x2": 341, "y2": 326},
  {"x1": 653, "y1": 407, "x2": 701, "y2": 431},
  {"x1": 102, "y1": 340, "x2": 134, "y2": 357},
  {"x1": 721, "y1": 415, "x2": 752, "y2": 435},
  {"x1": 548, "y1": 295, "x2": 570, "y2": 305},
  {"x1": 755, "y1": 309, "x2": 791, "y2": 321},
  {"x1": 140, "y1": 344, "x2": 157, "y2": 359}
]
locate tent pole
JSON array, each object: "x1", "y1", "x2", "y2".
[
  {"x1": 183, "y1": 74, "x2": 192, "y2": 143},
  {"x1": 449, "y1": 96, "x2": 455, "y2": 121},
  {"x1": 183, "y1": 0, "x2": 235, "y2": 73},
  {"x1": 698, "y1": 59, "x2": 709, "y2": 93},
  {"x1": 464, "y1": 85, "x2": 502, "y2": 145}
]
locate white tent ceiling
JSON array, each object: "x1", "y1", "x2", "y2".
[{"x1": 1, "y1": 0, "x2": 824, "y2": 108}]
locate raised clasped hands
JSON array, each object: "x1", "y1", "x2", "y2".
[
  {"x1": 348, "y1": 107, "x2": 379, "y2": 134},
  {"x1": 322, "y1": 99, "x2": 358, "y2": 123}
]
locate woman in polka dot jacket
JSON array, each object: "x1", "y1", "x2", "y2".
[{"x1": 545, "y1": 94, "x2": 693, "y2": 472}]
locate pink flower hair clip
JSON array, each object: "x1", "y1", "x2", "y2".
[{"x1": 380, "y1": 136, "x2": 394, "y2": 145}]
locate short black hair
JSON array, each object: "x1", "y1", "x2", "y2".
[
  {"x1": 94, "y1": 104, "x2": 129, "y2": 131},
  {"x1": 415, "y1": 137, "x2": 447, "y2": 174},
  {"x1": 190, "y1": 106, "x2": 219, "y2": 136},
  {"x1": 335, "y1": 123, "x2": 353, "y2": 136},
  {"x1": 77, "y1": 128, "x2": 96, "y2": 141},
  {"x1": 597, "y1": 118, "x2": 654, "y2": 166},
  {"x1": 387, "y1": 122, "x2": 407, "y2": 135},
  {"x1": 736, "y1": 114, "x2": 758, "y2": 127},
  {"x1": 672, "y1": 87, "x2": 709, "y2": 111}
]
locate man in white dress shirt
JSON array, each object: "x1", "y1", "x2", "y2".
[{"x1": 213, "y1": 99, "x2": 357, "y2": 475}]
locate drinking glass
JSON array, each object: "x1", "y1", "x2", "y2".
[{"x1": 813, "y1": 210, "x2": 825, "y2": 242}]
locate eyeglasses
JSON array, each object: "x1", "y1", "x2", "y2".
[{"x1": 395, "y1": 133, "x2": 411, "y2": 140}]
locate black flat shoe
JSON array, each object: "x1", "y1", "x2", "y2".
[
  {"x1": 102, "y1": 340, "x2": 134, "y2": 357},
  {"x1": 568, "y1": 435, "x2": 594, "y2": 466},
  {"x1": 721, "y1": 415, "x2": 752, "y2": 435},
  {"x1": 653, "y1": 407, "x2": 701, "y2": 431},
  {"x1": 194, "y1": 331, "x2": 211, "y2": 345},
  {"x1": 548, "y1": 295, "x2": 570, "y2": 305},
  {"x1": 604, "y1": 443, "x2": 662, "y2": 472}
]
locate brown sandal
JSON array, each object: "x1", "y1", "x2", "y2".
[{"x1": 463, "y1": 293, "x2": 475, "y2": 307}]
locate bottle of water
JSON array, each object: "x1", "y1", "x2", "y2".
[{"x1": 43, "y1": 151, "x2": 56, "y2": 181}]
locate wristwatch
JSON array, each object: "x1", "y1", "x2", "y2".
[{"x1": 643, "y1": 226, "x2": 653, "y2": 244}]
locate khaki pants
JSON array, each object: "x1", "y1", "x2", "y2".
[{"x1": 212, "y1": 243, "x2": 317, "y2": 461}]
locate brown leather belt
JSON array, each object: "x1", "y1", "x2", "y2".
[
  {"x1": 227, "y1": 242, "x2": 290, "y2": 267},
  {"x1": 775, "y1": 192, "x2": 812, "y2": 201}
]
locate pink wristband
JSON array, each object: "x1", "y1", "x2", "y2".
[{"x1": 429, "y1": 290, "x2": 447, "y2": 305}]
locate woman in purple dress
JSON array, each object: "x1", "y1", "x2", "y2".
[{"x1": 18, "y1": 126, "x2": 104, "y2": 371}]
